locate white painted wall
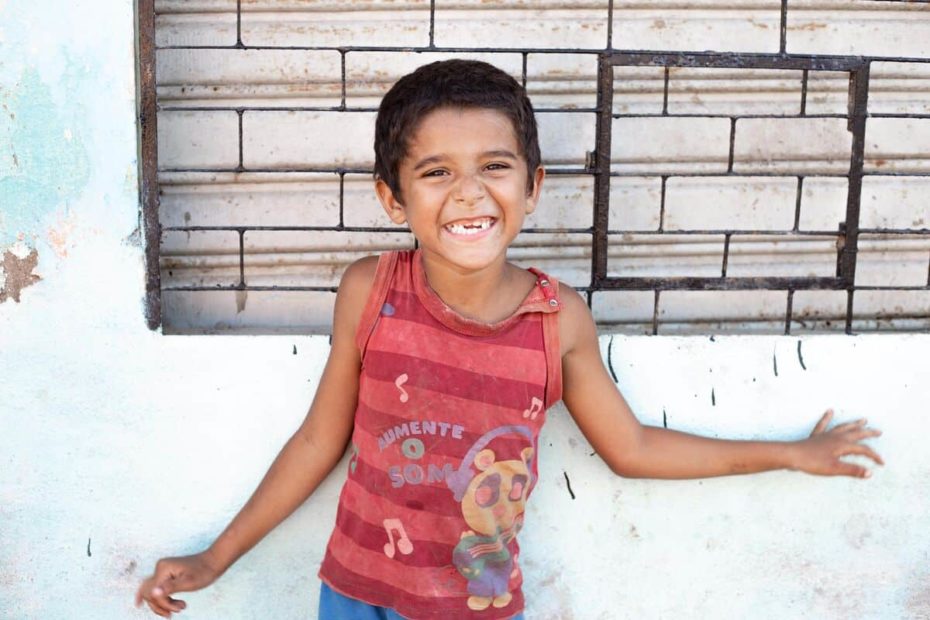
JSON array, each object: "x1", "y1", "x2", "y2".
[{"x1": 1, "y1": 1, "x2": 929, "y2": 619}]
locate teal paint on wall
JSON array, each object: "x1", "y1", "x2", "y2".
[{"x1": 0, "y1": 68, "x2": 90, "y2": 246}]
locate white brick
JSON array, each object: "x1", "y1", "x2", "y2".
[
  {"x1": 790, "y1": 290, "x2": 848, "y2": 333},
  {"x1": 531, "y1": 175, "x2": 593, "y2": 229},
  {"x1": 860, "y1": 177, "x2": 930, "y2": 230},
  {"x1": 733, "y1": 118, "x2": 851, "y2": 174},
  {"x1": 526, "y1": 54, "x2": 598, "y2": 111},
  {"x1": 612, "y1": 6, "x2": 781, "y2": 54},
  {"x1": 160, "y1": 230, "x2": 241, "y2": 288},
  {"x1": 664, "y1": 177, "x2": 798, "y2": 231},
  {"x1": 612, "y1": 66, "x2": 665, "y2": 115},
  {"x1": 241, "y1": 1, "x2": 431, "y2": 47},
  {"x1": 508, "y1": 233, "x2": 591, "y2": 288},
  {"x1": 342, "y1": 174, "x2": 392, "y2": 228},
  {"x1": 864, "y1": 118, "x2": 930, "y2": 173},
  {"x1": 157, "y1": 111, "x2": 240, "y2": 169},
  {"x1": 726, "y1": 235, "x2": 838, "y2": 278},
  {"x1": 434, "y1": 3, "x2": 608, "y2": 49},
  {"x1": 798, "y1": 177, "x2": 847, "y2": 232},
  {"x1": 242, "y1": 111, "x2": 377, "y2": 169},
  {"x1": 667, "y1": 68, "x2": 803, "y2": 116},
  {"x1": 537, "y1": 112, "x2": 596, "y2": 167},
  {"x1": 851, "y1": 290, "x2": 930, "y2": 332},
  {"x1": 803, "y1": 70, "x2": 850, "y2": 116},
  {"x1": 155, "y1": 0, "x2": 235, "y2": 10},
  {"x1": 243, "y1": 230, "x2": 414, "y2": 287},
  {"x1": 612, "y1": 117, "x2": 732, "y2": 173},
  {"x1": 158, "y1": 172, "x2": 341, "y2": 228},
  {"x1": 591, "y1": 291, "x2": 656, "y2": 333},
  {"x1": 658, "y1": 290, "x2": 788, "y2": 333},
  {"x1": 607, "y1": 234, "x2": 725, "y2": 277},
  {"x1": 155, "y1": 13, "x2": 237, "y2": 47},
  {"x1": 162, "y1": 289, "x2": 337, "y2": 333},
  {"x1": 609, "y1": 176, "x2": 662, "y2": 231},
  {"x1": 157, "y1": 49, "x2": 343, "y2": 108},
  {"x1": 345, "y1": 52, "x2": 523, "y2": 108},
  {"x1": 855, "y1": 236, "x2": 930, "y2": 288},
  {"x1": 869, "y1": 62, "x2": 930, "y2": 115},
  {"x1": 787, "y1": 1, "x2": 930, "y2": 58}
]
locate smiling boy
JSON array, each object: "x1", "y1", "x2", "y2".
[{"x1": 137, "y1": 59, "x2": 882, "y2": 620}]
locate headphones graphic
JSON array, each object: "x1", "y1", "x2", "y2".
[{"x1": 445, "y1": 424, "x2": 537, "y2": 502}]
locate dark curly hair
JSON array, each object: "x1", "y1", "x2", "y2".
[{"x1": 374, "y1": 59, "x2": 541, "y2": 203}]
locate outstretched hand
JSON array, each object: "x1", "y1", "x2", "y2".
[
  {"x1": 135, "y1": 552, "x2": 222, "y2": 618},
  {"x1": 793, "y1": 409, "x2": 884, "y2": 478}
]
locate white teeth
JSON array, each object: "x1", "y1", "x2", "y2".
[{"x1": 446, "y1": 218, "x2": 492, "y2": 235}]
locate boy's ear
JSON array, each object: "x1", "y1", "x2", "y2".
[
  {"x1": 375, "y1": 179, "x2": 407, "y2": 225},
  {"x1": 524, "y1": 166, "x2": 546, "y2": 215}
]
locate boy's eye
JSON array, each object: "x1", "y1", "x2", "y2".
[
  {"x1": 423, "y1": 169, "x2": 447, "y2": 177},
  {"x1": 485, "y1": 163, "x2": 510, "y2": 171}
]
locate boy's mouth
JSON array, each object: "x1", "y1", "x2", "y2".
[{"x1": 444, "y1": 217, "x2": 495, "y2": 236}]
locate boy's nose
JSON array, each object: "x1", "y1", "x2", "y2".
[{"x1": 452, "y1": 174, "x2": 485, "y2": 206}]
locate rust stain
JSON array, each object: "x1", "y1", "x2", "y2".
[
  {"x1": 652, "y1": 18, "x2": 667, "y2": 30},
  {"x1": 0, "y1": 248, "x2": 41, "y2": 303},
  {"x1": 793, "y1": 22, "x2": 828, "y2": 32},
  {"x1": 47, "y1": 214, "x2": 76, "y2": 258}
]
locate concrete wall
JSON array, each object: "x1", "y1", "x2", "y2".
[{"x1": 1, "y1": 1, "x2": 929, "y2": 619}]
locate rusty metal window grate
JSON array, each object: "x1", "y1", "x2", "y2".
[{"x1": 137, "y1": 0, "x2": 930, "y2": 335}]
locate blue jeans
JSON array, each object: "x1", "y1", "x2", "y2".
[{"x1": 318, "y1": 582, "x2": 526, "y2": 620}]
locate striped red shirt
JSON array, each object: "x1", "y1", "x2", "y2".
[{"x1": 319, "y1": 249, "x2": 562, "y2": 619}]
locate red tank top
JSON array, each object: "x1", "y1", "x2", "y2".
[{"x1": 319, "y1": 249, "x2": 562, "y2": 619}]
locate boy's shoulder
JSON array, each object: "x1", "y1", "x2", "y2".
[
  {"x1": 334, "y1": 255, "x2": 381, "y2": 336},
  {"x1": 340, "y1": 254, "x2": 380, "y2": 291},
  {"x1": 554, "y1": 281, "x2": 596, "y2": 359}
]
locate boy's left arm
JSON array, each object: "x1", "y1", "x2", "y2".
[{"x1": 557, "y1": 288, "x2": 883, "y2": 480}]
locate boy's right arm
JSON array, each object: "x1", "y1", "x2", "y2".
[{"x1": 135, "y1": 257, "x2": 379, "y2": 618}]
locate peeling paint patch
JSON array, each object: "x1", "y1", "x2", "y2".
[
  {"x1": 0, "y1": 246, "x2": 40, "y2": 302},
  {"x1": 0, "y1": 68, "x2": 90, "y2": 247}
]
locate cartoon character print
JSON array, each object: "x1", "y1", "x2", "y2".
[{"x1": 452, "y1": 446, "x2": 533, "y2": 612}]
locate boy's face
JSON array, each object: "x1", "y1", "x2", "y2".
[{"x1": 376, "y1": 107, "x2": 545, "y2": 276}]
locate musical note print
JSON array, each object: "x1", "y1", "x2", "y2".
[
  {"x1": 382, "y1": 518, "x2": 414, "y2": 559},
  {"x1": 395, "y1": 373, "x2": 410, "y2": 403},
  {"x1": 522, "y1": 397, "x2": 543, "y2": 420}
]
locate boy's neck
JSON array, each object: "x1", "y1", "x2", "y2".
[{"x1": 419, "y1": 252, "x2": 534, "y2": 324}]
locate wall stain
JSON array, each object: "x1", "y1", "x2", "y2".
[
  {"x1": 0, "y1": 247, "x2": 40, "y2": 302},
  {"x1": 235, "y1": 288, "x2": 248, "y2": 314}
]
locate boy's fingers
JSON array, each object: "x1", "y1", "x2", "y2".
[
  {"x1": 811, "y1": 409, "x2": 833, "y2": 434},
  {"x1": 144, "y1": 597, "x2": 172, "y2": 618},
  {"x1": 832, "y1": 418, "x2": 868, "y2": 433},
  {"x1": 151, "y1": 586, "x2": 183, "y2": 614},
  {"x1": 851, "y1": 428, "x2": 882, "y2": 442},
  {"x1": 846, "y1": 443, "x2": 884, "y2": 466},
  {"x1": 834, "y1": 461, "x2": 870, "y2": 478}
]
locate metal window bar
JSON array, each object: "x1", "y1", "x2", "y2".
[{"x1": 139, "y1": 0, "x2": 930, "y2": 334}]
